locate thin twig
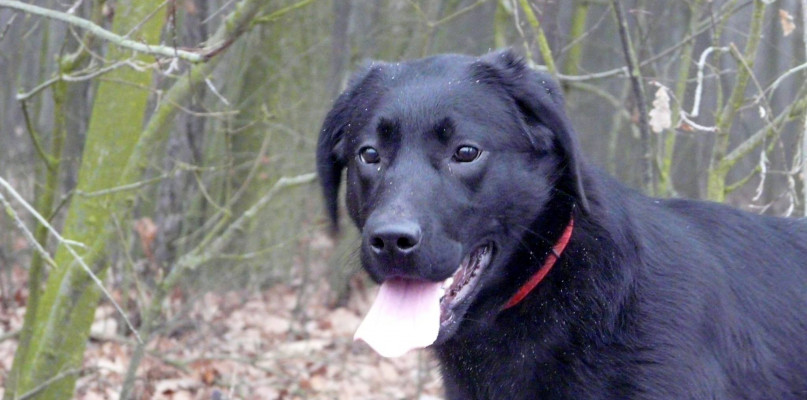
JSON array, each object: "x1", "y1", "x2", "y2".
[
  {"x1": 518, "y1": 0, "x2": 557, "y2": 75},
  {"x1": 0, "y1": 0, "x2": 204, "y2": 62},
  {"x1": 0, "y1": 177, "x2": 143, "y2": 344},
  {"x1": 252, "y1": 0, "x2": 319, "y2": 25},
  {"x1": 16, "y1": 62, "x2": 132, "y2": 101},
  {"x1": 650, "y1": 81, "x2": 719, "y2": 133},
  {"x1": 690, "y1": 46, "x2": 730, "y2": 118},
  {"x1": 170, "y1": 173, "x2": 316, "y2": 279},
  {"x1": 612, "y1": 0, "x2": 654, "y2": 194},
  {"x1": 119, "y1": 173, "x2": 315, "y2": 400},
  {"x1": 75, "y1": 172, "x2": 171, "y2": 198},
  {"x1": 16, "y1": 368, "x2": 89, "y2": 400},
  {"x1": 16, "y1": 76, "x2": 61, "y2": 102},
  {"x1": 183, "y1": 127, "x2": 274, "y2": 243},
  {"x1": 19, "y1": 101, "x2": 54, "y2": 169},
  {"x1": 729, "y1": 43, "x2": 775, "y2": 131},
  {"x1": 800, "y1": 0, "x2": 807, "y2": 214},
  {"x1": 556, "y1": 66, "x2": 628, "y2": 81},
  {"x1": 724, "y1": 83, "x2": 807, "y2": 166},
  {"x1": 764, "y1": 62, "x2": 807, "y2": 98},
  {"x1": 0, "y1": 193, "x2": 58, "y2": 269},
  {"x1": 0, "y1": 12, "x2": 17, "y2": 40},
  {"x1": 554, "y1": 0, "x2": 750, "y2": 83},
  {"x1": 204, "y1": 77, "x2": 231, "y2": 105},
  {"x1": 562, "y1": 0, "x2": 592, "y2": 76},
  {"x1": 707, "y1": 0, "x2": 767, "y2": 200},
  {"x1": 428, "y1": 0, "x2": 488, "y2": 28},
  {"x1": 122, "y1": 0, "x2": 169, "y2": 39}
]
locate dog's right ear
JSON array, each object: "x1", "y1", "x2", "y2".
[
  {"x1": 473, "y1": 50, "x2": 590, "y2": 213},
  {"x1": 317, "y1": 64, "x2": 383, "y2": 233}
]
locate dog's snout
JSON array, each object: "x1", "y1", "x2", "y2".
[{"x1": 368, "y1": 221, "x2": 422, "y2": 257}]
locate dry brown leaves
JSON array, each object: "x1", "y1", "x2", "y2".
[
  {"x1": 779, "y1": 9, "x2": 796, "y2": 37},
  {"x1": 0, "y1": 264, "x2": 444, "y2": 400}
]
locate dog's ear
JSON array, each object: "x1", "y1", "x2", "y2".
[
  {"x1": 317, "y1": 64, "x2": 384, "y2": 232},
  {"x1": 474, "y1": 49, "x2": 589, "y2": 212}
]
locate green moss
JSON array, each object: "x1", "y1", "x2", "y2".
[{"x1": 10, "y1": 2, "x2": 166, "y2": 398}]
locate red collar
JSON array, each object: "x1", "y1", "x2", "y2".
[{"x1": 502, "y1": 217, "x2": 574, "y2": 310}]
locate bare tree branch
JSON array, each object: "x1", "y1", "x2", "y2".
[
  {"x1": 16, "y1": 368, "x2": 88, "y2": 400},
  {"x1": 518, "y1": 0, "x2": 557, "y2": 75},
  {"x1": 553, "y1": 0, "x2": 750, "y2": 83},
  {"x1": 118, "y1": 172, "x2": 315, "y2": 399},
  {"x1": 708, "y1": 0, "x2": 768, "y2": 201},
  {"x1": 0, "y1": 192, "x2": 58, "y2": 269},
  {"x1": 612, "y1": 0, "x2": 654, "y2": 194},
  {"x1": 724, "y1": 83, "x2": 807, "y2": 166},
  {"x1": 690, "y1": 46, "x2": 730, "y2": 118},
  {"x1": 801, "y1": 0, "x2": 807, "y2": 214},
  {"x1": 0, "y1": 177, "x2": 143, "y2": 344},
  {"x1": 0, "y1": 0, "x2": 205, "y2": 62}
]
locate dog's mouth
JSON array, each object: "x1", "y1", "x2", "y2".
[
  {"x1": 354, "y1": 242, "x2": 494, "y2": 358},
  {"x1": 439, "y1": 243, "x2": 493, "y2": 322}
]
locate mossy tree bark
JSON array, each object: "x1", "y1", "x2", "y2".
[
  {"x1": 5, "y1": 0, "x2": 284, "y2": 396},
  {"x1": 706, "y1": 0, "x2": 767, "y2": 202},
  {"x1": 5, "y1": 2, "x2": 165, "y2": 398}
]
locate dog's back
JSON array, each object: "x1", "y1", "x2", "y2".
[{"x1": 635, "y1": 194, "x2": 807, "y2": 399}]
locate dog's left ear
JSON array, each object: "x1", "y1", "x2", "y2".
[
  {"x1": 475, "y1": 50, "x2": 590, "y2": 212},
  {"x1": 317, "y1": 64, "x2": 384, "y2": 232}
]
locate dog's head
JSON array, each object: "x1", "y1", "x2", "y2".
[{"x1": 317, "y1": 50, "x2": 587, "y2": 355}]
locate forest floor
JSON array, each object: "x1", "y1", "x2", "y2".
[{"x1": 0, "y1": 263, "x2": 444, "y2": 400}]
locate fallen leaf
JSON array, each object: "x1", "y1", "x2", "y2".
[
  {"x1": 154, "y1": 378, "x2": 200, "y2": 395},
  {"x1": 680, "y1": 122, "x2": 694, "y2": 132},
  {"x1": 199, "y1": 366, "x2": 220, "y2": 385},
  {"x1": 276, "y1": 339, "x2": 329, "y2": 357},
  {"x1": 252, "y1": 386, "x2": 281, "y2": 399},
  {"x1": 379, "y1": 361, "x2": 399, "y2": 382},
  {"x1": 82, "y1": 390, "x2": 107, "y2": 400},
  {"x1": 134, "y1": 218, "x2": 158, "y2": 259},
  {"x1": 326, "y1": 308, "x2": 361, "y2": 337},
  {"x1": 779, "y1": 9, "x2": 796, "y2": 37},
  {"x1": 648, "y1": 87, "x2": 672, "y2": 133},
  {"x1": 309, "y1": 375, "x2": 328, "y2": 391},
  {"x1": 14, "y1": 288, "x2": 27, "y2": 306},
  {"x1": 90, "y1": 316, "x2": 119, "y2": 338}
]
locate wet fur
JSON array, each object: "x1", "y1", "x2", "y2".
[{"x1": 316, "y1": 50, "x2": 807, "y2": 399}]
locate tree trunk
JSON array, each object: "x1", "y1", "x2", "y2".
[{"x1": 5, "y1": 2, "x2": 165, "y2": 398}]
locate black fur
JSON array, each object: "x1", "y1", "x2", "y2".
[{"x1": 316, "y1": 50, "x2": 807, "y2": 399}]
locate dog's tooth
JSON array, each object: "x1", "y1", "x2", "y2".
[{"x1": 444, "y1": 277, "x2": 454, "y2": 289}]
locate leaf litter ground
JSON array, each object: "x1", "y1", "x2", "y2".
[{"x1": 0, "y1": 264, "x2": 444, "y2": 400}]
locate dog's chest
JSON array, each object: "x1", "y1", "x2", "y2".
[{"x1": 436, "y1": 333, "x2": 635, "y2": 400}]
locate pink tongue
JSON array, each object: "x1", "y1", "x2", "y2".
[{"x1": 354, "y1": 278, "x2": 443, "y2": 358}]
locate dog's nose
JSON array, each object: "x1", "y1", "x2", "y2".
[{"x1": 368, "y1": 221, "x2": 422, "y2": 257}]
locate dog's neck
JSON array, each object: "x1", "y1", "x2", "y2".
[
  {"x1": 435, "y1": 173, "x2": 640, "y2": 398},
  {"x1": 501, "y1": 215, "x2": 575, "y2": 310}
]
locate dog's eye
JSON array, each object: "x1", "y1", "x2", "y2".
[
  {"x1": 453, "y1": 145, "x2": 480, "y2": 162},
  {"x1": 359, "y1": 147, "x2": 380, "y2": 164}
]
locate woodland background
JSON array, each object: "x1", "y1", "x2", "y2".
[{"x1": 0, "y1": 0, "x2": 805, "y2": 399}]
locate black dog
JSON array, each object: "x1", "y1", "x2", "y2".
[{"x1": 316, "y1": 50, "x2": 807, "y2": 399}]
